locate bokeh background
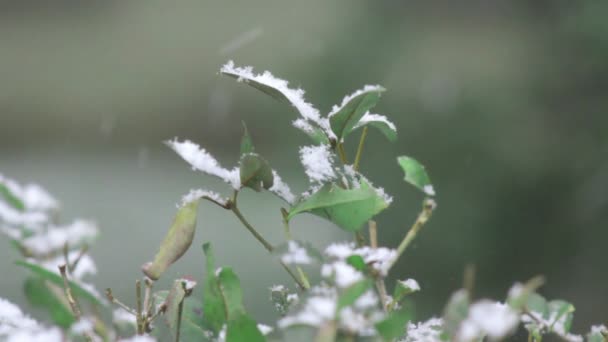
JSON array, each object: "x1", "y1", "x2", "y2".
[{"x1": 1, "y1": 0, "x2": 607, "y2": 335}]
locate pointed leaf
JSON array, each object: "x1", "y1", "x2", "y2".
[
  {"x1": 288, "y1": 181, "x2": 390, "y2": 232},
  {"x1": 239, "y1": 154, "x2": 274, "y2": 192},
  {"x1": 153, "y1": 290, "x2": 208, "y2": 342},
  {"x1": 240, "y1": 122, "x2": 255, "y2": 155},
  {"x1": 397, "y1": 156, "x2": 435, "y2": 196},
  {"x1": 353, "y1": 113, "x2": 397, "y2": 142},
  {"x1": 329, "y1": 85, "x2": 385, "y2": 140},
  {"x1": 217, "y1": 267, "x2": 246, "y2": 318},
  {"x1": 142, "y1": 199, "x2": 200, "y2": 280},
  {"x1": 24, "y1": 277, "x2": 74, "y2": 328},
  {"x1": 547, "y1": 300, "x2": 575, "y2": 334},
  {"x1": 393, "y1": 279, "x2": 421, "y2": 304},
  {"x1": 442, "y1": 289, "x2": 470, "y2": 338},
  {"x1": 161, "y1": 278, "x2": 205, "y2": 341},
  {"x1": 15, "y1": 260, "x2": 104, "y2": 307},
  {"x1": 202, "y1": 243, "x2": 226, "y2": 334},
  {"x1": 345, "y1": 255, "x2": 366, "y2": 272}
]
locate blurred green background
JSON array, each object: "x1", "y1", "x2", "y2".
[{"x1": 1, "y1": 0, "x2": 606, "y2": 333}]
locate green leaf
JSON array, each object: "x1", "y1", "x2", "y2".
[
  {"x1": 153, "y1": 290, "x2": 209, "y2": 342},
  {"x1": 161, "y1": 278, "x2": 205, "y2": 342},
  {"x1": 353, "y1": 116, "x2": 397, "y2": 142},
  {"x1": 202, "y1": 243, "x2": 227, "y2": 334},
  {"x1": 442, "y1": 289, "x2": 469, "y2": 338},
  {"x1": 506, "y1": 276, "x2": 545, "y2": 310},
  {"x1": 329, "y1": 86, "x2": 385, "y2": 140},
  {"x1": 0, "y1": 183, "x2": 25, "y2": 211},
  {"x1": 239, "y1": 154, "x2": 274, "y2": 192},
  {"x1": 288, "y1": 180, "x2": 390, "y2": 232},
  {"x1": 547, "y1": 300, "x2": 575, "y2": 334},
  {"x1": 345, "y1": 255, "x2": 366, "y2": 272},
  {"x1": 221, "y1": 69, "x2": 292, "y2": 104},
  {"x1": 587, "y1": 326, "x2": 608, "y2": 342},
  {"x1": 526, "y1": 293, "x2": 549, "y2": 318},
  {"x1": 397, "y1": 156, "x2": 435, "y2": 196},
  {"x1": 240, "y1": 122, "x2": 255, "y2": 155},
  {"x1": 226, "y1": 314, "x2": 267, "y2": 342},
  {"x1": 24, "y1": 277, "x2": 74, "y2": 328},
  {"x1": 336, "y1": 279, "x2": 372, "y2": 312},
  {"x1": 142, "y1": 199, "x2": 200, "y2": 280},
  {"x1": 375, "y1": 307, "x2": 412, "y2": 341},
  {"x1": 217, "y1": 268, "x2": 246, "y2": 318},
  {"x1": 393, "y1": 279, "x2": 420, "y2": 304},
  {"x1": 303, "y1": 126, "x2": 331, "y2": 146},
  {"x1": 15, "y1": 260, "x2": 104, "y2": 307}
]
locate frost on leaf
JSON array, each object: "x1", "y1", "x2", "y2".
[
  {"x1": 324, "y1": 242, "x2": 397, "y2": 277},
  {"x1": 457, "y1": 301, "x2": 519, "y2": 341},
  {"x1": 280, "y1": 240, "x2": 313, "y2": 265},
  {"x1": 21, "y1": 220, "x2": 98, "y2": 257},
  {"x1": 165, "y1": 139, "x2": 240, "y2": 189},
  {"x1": 180, "y1": 189, "x2": 228, "y2": 208},
  {"x1": 299, "y1": 145, "x2": 336, "y2": 183},
  {"x1": 0, "y1": 297, "x2": 62, "y2": 341},
  {"x1": 269, "y1": 170, "x2": 296, "y2": 204},
  {"x1": 328, "y1": 85, "x2": 386, "y2": 140},
  {"x1": 220, "y1": 61, "x2": 332, "y2": 138},
  {"x1": 353, "y1": 112, "x2": 397, "y2": 142},
  {"x1": 402, "y1": 317, "x2": 444, "y2": 342}
]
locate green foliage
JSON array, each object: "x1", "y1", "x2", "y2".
[
  {"x1": 329, "y1": 86, "x2": 385, "y2": 141},
  {"x1": 288, "y1": 181, "x2": 390, "y2": 232},
  {"x1": 24, "y1": 277, "x2": 74, "y2": 328},
  {"x1": 375, "y1": 307, "x2": 412, "y2": 341},
  {"x1": 0, "y1": 183, "x2": 25, "y2": 211},
  {"x1": 142, "y1": 199, "x2": 200, "y2": 280},
  {"x1": 336, "y1": 279, "x2": 372, "y2": 312},
  {"x1": 397, "y1": 156, "x2": 435, "y2": 196},
  {"x1": 442, "y1": 289, "x2": 469, "y2": 337},
  {"x1": 239, "y1": 154, "x2": 274, "y2": 192},
  {"x1": 155, "y1": 279, "x2": 206, "y2": 342}
]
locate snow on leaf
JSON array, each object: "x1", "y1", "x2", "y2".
[
  {"x1": 328, "y1": 85, "x2": 386, "y2": 140},
  {"x1": 220, "y1": 61, "x2": 332, "y2": 137},
  {"x1": 21, "y1": 220, "x2": 98, "y2": 256},
  {"x1": 165, "y1": 139, "x2": 240, "y2": 189},
  {"x1": 281, "y1": 240, "x2": 313, "y2": 265},
  {"x1": 180, "y1": 189, "x2": 228, "y2": 208},
  {"x1": 457, "y1": 301, "x2": 519, "y2": 341},
  {"x1": 403, "y1": 317, "x2": 444, "y2": 342},
  {"x1": 269, "y1": 170, "x2": 296, "y2": 204},
  {"x1": 0, "y1": 174, "x2": 59, "y2": 212},
  {"x1": 299, "y1": 145, "x2": 336, "y2": 183},
  {"x1": 353, "y1": 112, "x2": 397, "y2": 142}
]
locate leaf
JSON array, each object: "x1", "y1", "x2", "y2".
[
  {"x1": 202, "y1": 243, "x2": 227, "y2": 334},
  {"x1": 142, "y1": 199, "x2": 200, "y2": 280},
  {"x1": 217, "y1": 268, "x2": 246, "y2": 318},
  {"x1": 397, "y1": 156, "x2": 435, "y2": 196},
  {"x1": 0, "y1": 183, "x2": 25, "y2": 211},
  {"x1": 162, "y1": 278, "x2": 205, "y2": 342},
  {"x1": 329, "y1": 86, "x2": 386, "y2": 140},
  {"x1": 240, "y1": 122, "x2": 255, "y2": 155},
  {"x1": 24, "y1": 277, "x2": 74, "y2": 328},
  {"x1": 547, "y1": 300, "x2": 575, "y2": 334},
  {"x1": 288, "y1": 181, "x2": 390, "y2": 232},
  {"x1": 16, "y1": 260, "x2": 104, "y2": 307},
  {"x1": 393, "y1": 279, "x2": 420, "y2": 304},
  {"x1": 587, "y1": 326, "x2": 608, "y2": 342},
  {"x1": 153, "y1": 290, "x2": 208, "y2": 342},
  {"x1": 375, "y1": 307, "x2": 412, "y2": 341},
  {"x1": 336, "y1": 279, "x2": 372, "y2": 312},
  {"x1": 526, "y1": 293, "x2": 549, "y2": 318},
  {"x1": 353, "y1": 114, "x2": 397, "y2": 142},
  {"x1": 345, "y1": 255, "x2": 366, "y2": 272},
  {"x1": 442, "y1": 289, "x2": 469, "y2": 338},
  {"x1": 239, "y1": 154, "x2": 274, "y2": 192},
  {"x1": 226, "y1": 314, "x2": 267, "y2": 342}
]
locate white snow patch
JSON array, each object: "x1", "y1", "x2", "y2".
[
  {"x1": 399, "y1": 279, "x2": 421, "y2": 292},
  {"x1": 269, "y1": 170, "x2": 296, "y2": 204},
  {"x1": 423, "y1": 184, "x2": 436, "y2": 196},
  {"x1": 6, "y1": 328, "x2": 63, "y2": 342},
  {"x1": 281, "y1": 241, "x2": 312, "y2": 265},
  {"x1": 324, "y1": 242, "x2": 396, "y2": 277},
  {"x1": 181, "y1": 189, "x2": 227, "y2": 207},
  {"x1": 321, "y1": 261, "x2": 363, "y2": 288},
  {"x1": 270, "y1": 284, "x2": 286, "y2": 292},
  {"x1": 325, "y1": 242, "x2": 356, "y2": 259},
  {"x1": 299, "y1": 145, "x2": 336, "y2": 183},
  {"x1": 458, "y1": 301, "x2": 519, "y2": 341},
  {"x1": 22, "y1": 220, "x2": 98, "y2": 256},
  {"x1": 257, "y1": 324, "x2": 273, "y2": 335},
  {"x1": 354, "y1": 112, "x2": 396, "y2": 132},
  {"x1": 165, "y1": 139, "x2": 240, "y2": 189},
  {"x1": 113, "y1": 308, "x2": 136, "y2": 325},
  {"x1": 181, "y1": 278, "x2": 197, "y2": 291},
  {"x1": 0, "y1": 174, "x2": 59, "y2": 212},
  {"x1": 118, "y1": 335, "x2": 157, "y2": 342},
  {"x1": 39, "y1": 252, "x2": 97, "y2": 280},
  {"x1": 71, "y1": 318, "x2": 94, "y2": 334},
  {"x1": 403, "y1": 317, "x2": 444, "y2": 342},
  {"x1": 328, "y1": 85, "x2": 385, "y2": 119},
  {"x1": 278, "y1": 295, "x2": 336, "y2": 328}
]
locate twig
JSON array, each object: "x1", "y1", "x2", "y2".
[
  {"x1": 175, "y1": 283, "x2": 186, "y2": 342},
  {"x1": 387, "y1": 198, "x2": 436, "y2": 272},
  {"x1": 143, "y1": 278, "x2": 154, "y2": 318},
  {"x1": 58, "y1": 265, "x2": 82, "y2": 319},
  {"x1": 135, "y1": 280, "x2": 143, "y2": 334},
  {"x1": 463, "y1": 264, "x2": 476, "y2": 299},
  {"x1": 368, "y1": 221, "x2": 389, "y2": 311},
  {"x1": 231, "y1": 205, "x2": 274, "y2": 252},
  {"x1": 353, "y1": 126, "x2": 368, "y2": 171},
  {"x1": 70, "y1": 245, "x2": 89, "y2": 273},
  {"x1": 105, "y1": 288, "x2": 137, "y2": 315},
  {"x1": 369, "y1": 220, "x2": 378, "y2": 248}
]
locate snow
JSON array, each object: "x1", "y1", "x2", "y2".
[
  {"x1": 325, "y1": 242, "x2": 356, "y2": 259},
  {"x1": 180, "y1": 189, "x2": 227, "y2": 207},
  {"x1": 399, "y1": 279, "x2": 421, "y2": 292},
  {"x1": 0, "y1": 202, "x2": 48, "y2": 231},
  {"x1": 22, "y1": 219, "x2": 98, "y2": 256},
  {"x1": 118, "y1": 335, "x2": 156, "y2": 342},
  {"x1": 354, "y1": 290, "x2": 379, "y2": 310},
  {"x1": 403, "y1": 317, "x2": 444, "y2": 342},
  {"x1": 6, "y1": 328, "x2": 63, "y2": 342},
  {"x1": 458, "y1": 301, "x2": 519, "y2": 341},
  {"x1": 165, "y1": 139, "x2": 240, "y2": 189},
  {"x1": 328, "y1": 85, "x2": 385, "y2": 119},
  {"x1": 39, "y1": 252, "x2": 97, "y2": 280},
  {"x1": 292, "y1": 118, "x2": 316, "y2": 135},
  {"x1": 278, "y1": 295, "x2": 336, "y2": 328},
  {"x1": 221, "y1": 61, "x2": 332, "y2": 135},
  {"x1": 181, "y1": 278, "x2": 197, "y2": 291},
  {"x1": 591, "y1": 325, "x2": 607, "y2": 334},
  {"x1": 321, "y1": 261, "x2": 363, "y2": 288},
  {"x1": 71, "y1": 318, "x2": 94, "y2": 334},
  {"x1": 257, "y1": 324, "x2": 273, "y2": 335},
  {"x1": 299, "y1": 145, "x2": 336, "y2": 183},
  {"x1": 281, "y1": 240, "x2": 312, "y2": 265},
  {"x1": 270, "y1": 284, "x2": 286, "y2": 292},
  {"x1": 113, "y1": 308, "x2": 136, "y2": 325},
  {"x1": 269, "y1": 170, "x2": 296, "y2": 204},
  {"x1": 522, "y1": 310, "x2": 583, "y2": 342},
  {"x1": 323, "y1": 242, "x2": 397, "y2": 277},
  {"x1": 0, "y1": 298, "x2": 63, "y2": 342},
  {"x1": 0, "y1": 174, "x2": 59, "y2": 212},
  {"x1": 423, "y1": 185, "x2": 436, "y2": 196},
  {"x1": 354, "y1": 112, "x2": 396, "y2": 132}
]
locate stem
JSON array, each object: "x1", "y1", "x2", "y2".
[
  {"x1": 135, "y1": 280, "x2": 143, "y2": 334},
  {"x1": 143, "y1": 278, "x2": 154, "y2": 318},
  {"x1": 369, "y1": 220, "x2": 378, "y2": 248},
  {"x1": 463, "y1": 264, "x2": 476, "y2": 298},
  {"x1": 353, "y1": 126, "x2": 368, "y2": 171},
  {"x1": 280, "y1": 262, "x2": 307, "y2": 290},
  {"x1": 388, "y1": 198, "x2": 436, "y2": 272},
  {"x1": 58, "y1": 265, "x2": 82, "y2": 320},
  {"x1": 231, "y1": 205, "x2": 274, "y2": 252},
  {"x1": 105, "y1": 288, "x2": 137, "y2": 315},
  {"x1": 337, "y1": 143, "x2": 348, "y2": 164},
  {"x1": 281, "y1": 209, "x2": 311, "y2": 290},
  {"x1": 175, "y1": 299, "x2": 184, "y2": 342}
]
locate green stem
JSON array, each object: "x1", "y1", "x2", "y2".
[
  {"x1": 337, "y1": 143, "x2": 348, "y2": 164},
  {"x1": 231, "y1": 205, "x2": 274, "y2": 252},
  {"x1": 388, "y1": 198, "x2": 436, "y2": 272},
  {"x1": 353, "y1": 126, "x2": 368, "y2": 171},
  {"x1": 281, "y1": 208, "x2": 311, "y2": 290}
]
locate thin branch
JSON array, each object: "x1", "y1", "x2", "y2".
[
  {"x1": 369, "y1": 220, "x2": 378, "y2": 248},
  {"x1": 231, "y1": 205, "x2": 274, "y2": 252},
  {"x1": 135, "y1": 280, "x2": 143, "y2": 334},
  {"x1": 70, "y1": 245, "x2": 89, "y2": 273},
  {"x1": 387, "y1": 198, "x2": 436, "y2": 272},
  {"x1": 58, "y1": 265, "x2": 82, "y2": 319},
  {"x1": 143, "y1": 278, "x2": 154, "y2": 318},
  {"x1": 463, "y1": 264, "x2": 476, "y2": 299},
  {"x1": 353, "y1": 126, "x2": 368, "y2": 171},
  {"x1": 105, "y1": 288, "x2": 137, "y2": 315},
  {"x1": 337, "y1": 143, "x2": 348, "y2": 164}
]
